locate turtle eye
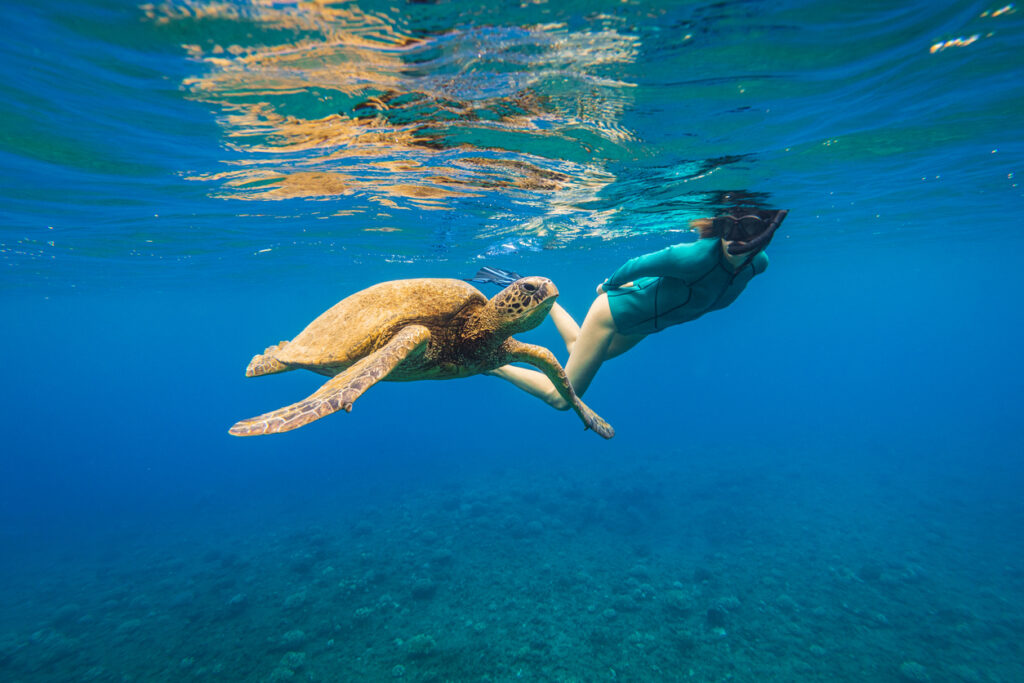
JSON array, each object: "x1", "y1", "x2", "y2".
[{"x1": 521, "y1": 282, "x2": 537, "y2": 293}]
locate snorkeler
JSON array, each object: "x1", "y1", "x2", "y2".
[{"x1": 472, "y1": 209, "x2": 788, "y2": 410}]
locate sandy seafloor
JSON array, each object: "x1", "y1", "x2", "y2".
[{"x1": 3, "y1": 440, "x2": 1021, "y2": 683}]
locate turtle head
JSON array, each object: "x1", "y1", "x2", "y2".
[{"x1": 486, "y1": 276, "x2": 558, "y2": 333}]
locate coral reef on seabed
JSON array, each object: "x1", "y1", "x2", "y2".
[{"x1": 1, "y1": 451, "x2": 1021, "y2": 682}]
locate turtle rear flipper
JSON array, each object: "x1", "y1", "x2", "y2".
[
  {"x1": 230, "y1": 325, "x2": 430, "y2": 436},
  {"x1": 245, "y1": 341, "x2": 292, "y2": 377}
]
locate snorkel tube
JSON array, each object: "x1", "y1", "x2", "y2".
[{"x1": 723, "y1": 209, "x2": 789, "y2": 255}]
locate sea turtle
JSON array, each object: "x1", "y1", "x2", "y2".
[{"x1": 229, "y1": 277, "x2": 614, "y2": 439}]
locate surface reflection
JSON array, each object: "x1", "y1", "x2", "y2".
[{"x1": 148, "y1": 0, "x2": 639, "y2": 219}]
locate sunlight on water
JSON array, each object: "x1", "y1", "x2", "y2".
[
  {"x1": 0, "y1": 0, "x2": 1020, "y2": 285},
  {"x1": 146, "y1": 0, "x2": 640, "y2": 230},
  {"x1": 930, "y1": 4, "x2": 1015, "y2": 52}
]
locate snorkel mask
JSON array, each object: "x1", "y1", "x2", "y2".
[{"x1": 716, "y1": 209, "x2": 789, "y2": 255}]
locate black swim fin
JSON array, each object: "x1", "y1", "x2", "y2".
[{"x1": 466, "y1": 266, "x2": 522, "y2": 287}]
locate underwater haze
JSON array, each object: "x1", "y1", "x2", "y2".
[{"x1": 2, "y1": 0, "x2": 1023, "y2": 681}]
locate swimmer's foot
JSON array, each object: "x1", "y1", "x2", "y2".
[{"x1": 466, "y1": 266, "x2": 522, "y2": 287}]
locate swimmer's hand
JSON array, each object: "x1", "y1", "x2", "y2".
[{"x1": 599, "y1": 280, "x2": 633, "y2": 293}]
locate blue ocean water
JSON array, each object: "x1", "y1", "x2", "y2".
[{"x1": 2, "y1": 0, "x2": 1023, "y2": 680}]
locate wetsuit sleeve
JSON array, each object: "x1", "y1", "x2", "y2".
[{"x1": 605, "y1": 243, "x2": 705, "y2": 287}]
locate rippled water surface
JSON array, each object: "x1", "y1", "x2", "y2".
[{"x1": 3, "y1": 0, "x2": 1021, "y2": 286}]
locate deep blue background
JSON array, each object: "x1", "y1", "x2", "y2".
[{"x1": 4, "y1": 234, "x2": 1020, "y2": 552}]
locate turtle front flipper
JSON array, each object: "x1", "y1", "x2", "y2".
[
  {"x1": 230, "y1": 325, "x2": 431, "y2": 436},
  {"x1": 505, "y1": 341, "x2": 614, "y2": 439}
]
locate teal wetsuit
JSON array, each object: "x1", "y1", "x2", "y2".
[{"x1": 602, "y1": 238, "x2": 768, "y2": 336}]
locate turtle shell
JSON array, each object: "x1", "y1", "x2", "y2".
[{"x1": 273, "y1": 278, "x2": 486, "y2": 368}]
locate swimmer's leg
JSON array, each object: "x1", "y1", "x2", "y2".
[
  {"x1": 488, "y1": 364, "x2": 564, "y2": 407},
  {"x1": 561, "y1": 294, "x2": 619, "y2": 398},
  {"x1": 549, "y1": 302, "x2": 582, "y2": 354},
  {"x1": 490, "y1": 294, "x2": 624, "y2": 409},
  {"x1": 605, "y1": 331, "x2": 646, "y2": 360}
]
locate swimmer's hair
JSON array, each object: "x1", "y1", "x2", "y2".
[{"x1": 690, "y1": 218, "x2": 721, "y2": 239}]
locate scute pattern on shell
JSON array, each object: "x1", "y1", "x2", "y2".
[{"x1": 273, "y1": 278, "x2": 486, "y2": 368}]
